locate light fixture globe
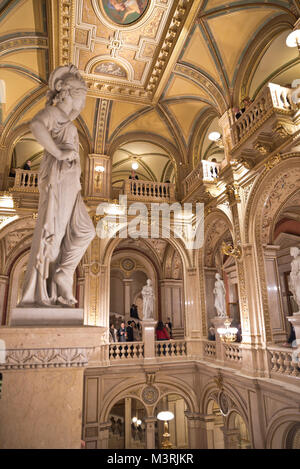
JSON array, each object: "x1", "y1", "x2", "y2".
[
  {"x1": 95, "y1": 165, "x2": 105, "y2": 173},
  {"x1": 157, "y1": 411, "x2": 174, "y2": 421},
  {"x1": 132, "y1": 417, "x2": 137, "y2": 423},
  {"x1": 131, "y1": 162, "x2": 139, "y2": 170},
  {"x1": 208, "y1": 131, "x2": 221, "y2": 142},
  {"x1": 286, "y1": 29, "x2": 300, "y2": 48}
]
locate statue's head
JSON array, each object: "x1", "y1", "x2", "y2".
[
  {"x1": 47, "y1": 65, "x2": 87, "y2": 115},
  {"x1": 147, "y1": 279, "x2": 152, "y2": 286},
  {"x1": 215, "y1": 273, "x2": 221, "y2": 280},
  {"x1": 290, "y1": 246, "x2": 300, "y2": 258}
]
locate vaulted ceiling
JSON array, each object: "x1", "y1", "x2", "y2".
[{"x1": 0, "y1": 0, "x2": 300, "y2": 181}]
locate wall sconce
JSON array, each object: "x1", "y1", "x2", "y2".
[
  {"x1": 208, "y1": 131, "x2": 224, "y2": 148},
  {"x1": 221, "y1": 241, "x2": 242, "y2": 259},
  {"x1": 286, "y1": 29, "x2": 300, "y2": 51},
  {"x1": 157, "y1": 411, "x2": 174, "y2": 449},
  {"x1": 94, "y1": 165, "x2": 105, "y2": 191},
  {"x1": 217, "y1": 318, "x2": 238, "y2": 343}
]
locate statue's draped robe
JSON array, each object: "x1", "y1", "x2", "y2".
[
  {"x1": 20, "y1": 105, "x2": 95, "y2": 306},
  {"x1": 214, "y1": 280, "x2": 226, "y2": 317}
]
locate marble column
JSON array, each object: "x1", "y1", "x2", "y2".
[
  {"x1": 263, "y1": 245, "x2": 287, "y2": 343},
  {"x1": 204, "y1": 267, "x2": 218, "y2": 326},
  {"x1": 125, "y1": 397, "x2": 131, "y2": 449},
  {"x1": 160, "y1": 279, "x2": 183, "y2": 330},
  {"x1": 223, "y1": 428, "x2": 240, "y2": 449},
  {"x1": 184, "y1": 268, "x2": 203, "y2": 358},
  {"x1": 97, "y1": 422, "x2": 111, "y2": 449},
  {"x1": 185, "y1": 412, "x2": 202, "y2": 449},
  {"x1": 198, "y1": 414, "x2": 216, "y2": 449},
  {"x1": 145, "y1": 417, "x2": 156, "y2": 449},
  {"x1": 123, "y1": 278, "x2": 133, "y2": 322},
  {"x1": 0, "y1": 275, "x2": 9, "y2": 325}
]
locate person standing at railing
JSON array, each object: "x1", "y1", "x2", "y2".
[
  {"x1": 156, "y1": 321, "x2": 170, "y2": 340},
  {"x1": 126, "y1": 320, "x2": 134, "y2": 342},
  {"x1": 23, "y1": 160, "x2": 32, "y2": 186},
  {"x1": 118, "y1": 321, "x2": 127, "y2": 342}
]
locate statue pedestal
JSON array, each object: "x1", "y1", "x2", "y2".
[
  {"x1": 9, "y1": 307, "x2": 84, "y2": 326},
  {"x1": 141, "y1": 319, "x2": 157, "y2": 361},
  {"x1": 211, "y1": 316, "x2": 227, "y2": 362}
]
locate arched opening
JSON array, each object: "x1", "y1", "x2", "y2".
[
  {"x1": 206, "y1": 399, "x2": 225, "y2": 449},
  {"x1": 108, "y1": 397, "x2": 147, "y2": 449},
  {"x1": 226, "y1": 411, "x2": 251, "y2": 449}
]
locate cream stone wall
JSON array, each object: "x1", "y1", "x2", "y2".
[{"x1": 0, "y1": 368, "x2": 84, "y2": 449}]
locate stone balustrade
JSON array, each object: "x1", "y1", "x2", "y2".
[
  {"x1": 268, "y1": 346, "x2": 300, "y2": 378},
  {"x1": 203, "y1": 340, "x2": 216, "y2": 359},
  {"x1": 231, "y1": 83, "x2": 294, "y2": 148},
  {"x1": 12, "y1": 169, "x2": 39, "y2": 192},
  {"x1": 184, "y1": 160, "x2": 220, "y2": 195},
  {"x1": 123, "y1": 179, "x2": 175, "y2": 201},
  {"x1": 109, "y1": 342, "x2": 144, "y2": 361},
  {"x1": 223, "y1": 343, "x2": 242, "y2": 366},
  {"x1": 155, "y1": 339, "x2": 187, "y2": 358}
]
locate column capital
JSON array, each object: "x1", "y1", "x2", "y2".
[{"x1": 88, "y1": 153, "x2": 110, "y2": 160}]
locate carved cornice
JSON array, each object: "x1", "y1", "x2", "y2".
[{"x1": 1, "y1": 347, "x2": 91, "y2": 370}]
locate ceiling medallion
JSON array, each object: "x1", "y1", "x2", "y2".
[
  {"x1": 99, "y1": 0, "x2": 149, "y2": 26},
  {"x1": 121, "y1": 258, "x2": 135, "y2": 271},
  {"x1": 218, "y1": 391, "x2": 230, "y2": 417},
  {"x1": 141, "y1": 385, "x2": 159, "y2": 405}
]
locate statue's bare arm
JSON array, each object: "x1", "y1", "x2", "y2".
[{"x1": 30, "y1": 113, "x2": 76, "y2": 162}]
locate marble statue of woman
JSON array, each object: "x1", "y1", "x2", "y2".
[
  {"x1": 213, "y1": 273, "x2": 227, "y2": 318},
  {"x1": 142, "y1": 279, "x2": 155, "y2": 320},
  {"x1": 19, "y1": 65, "x2": 95, "y2": 307},
  {"x1": 290, "y1": 247, "x2": 300, "y2": 311}
]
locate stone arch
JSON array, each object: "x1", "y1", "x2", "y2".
[
  {"x1": 233, "y1": 14, "x2": 296, "y2": 105},
  {"x1": 100, "y1": 375, "x2": 198, "y2": 422},
  {"x1": 265, "y1": 409, "x2": 300, "y2": 449},
  {"x1": 198, "y1": 210, "x2": 233, "y2": 336},
  {"x1": 244, "y1": 153, "x2": 300, "y2": 341}
]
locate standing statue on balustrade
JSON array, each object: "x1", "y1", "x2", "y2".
[
  {"x1": 142, "y1": 279, "x2": 155, "y2": 320},
  {"x1": 213, "y1": 273, "x2": 227, "y2": 318},
  {"x1": 290, "y1": 247, "x2": 300, "y2": 312},
  {"x1": 19, "y1": 65, "x2": 95, "y2": 308}
]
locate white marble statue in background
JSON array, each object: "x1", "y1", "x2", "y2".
[
  {"x1": 19, "y1": 65, "x2": 95, "y2": 308},
  {"x1": 290, "y1": 247, "x2": 300, "y2": 311},
  {"x1": 142, "y1": 279, "x2": 155, "y2": 320},
  {"x1": 213, "y1": 273, "x2": 227, "y2": 318}
]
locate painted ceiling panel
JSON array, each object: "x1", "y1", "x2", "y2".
[
  {"x1": 108, "y1": 101, "x2": 146, "y2": 139},
  {"x1": 164, "y1": 75, "x2": 213, "y2": 103},
  {"x1": 1, "y1": 49, "x2": 48, "y2": 82},
  {"x1": 167, "y1": 101, "x2": 207, "y2": 143},
  {"x1": 207, "y1": 8, "x2": 280, "y2": 86},
  {"x1": 18, "y1": 96, "x2": 46, "y2": 126},
  {"x1": 0, "y1": 0, "x2": 47, "y2": 36},
  {"x1": 1, "y1": 69, "x2": 38, "y2": 120},
  {"x1": 118, "y1": 109, "x2": 173, "y2": 142},
  {"x1": 181, "y1": 25, "x2": 220, "y2": 84}
]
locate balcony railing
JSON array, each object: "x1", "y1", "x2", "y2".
[
  {"x1": 232, "y1": 83, "x2": 295, "y2": 148},
  {"x1": 11, "y1": 169, "x2": 39, "y2": 192},
  {"x1": 109, "y1": 342, "x2": 144, "y2": 361},
  {"x1": 203, "y1": 340, "x2": 216, "y2": 359},
  {"x1": 184, "y1": 160, "x2": 220, "y2": 196},
  {"x1": 223, "y1": 343, "x2": 242, "y2": 366},
  {"x1": 123, "y1": 179, "x2": 175, "y2": 201},
  {"x1": 156, "y1": 339, "x2": 187, "y2": 358},
  {"x1": 268, "y1": 346, "x2": 300, "y2": 378}
]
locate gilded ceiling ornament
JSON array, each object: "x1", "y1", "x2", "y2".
[
  {"x1": 121, "y1": 258, "x2": 135, "y2": 271},
  {"x1": 221, "y1": 241, "x2": 242, "y2": 259},
  {"x1": 264, "y1": 153, "x2": 282, "y2": 171}
]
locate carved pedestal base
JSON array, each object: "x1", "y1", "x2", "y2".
[{"x1": 10, "y1": 307, "x2": 84, "y2": 326}]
